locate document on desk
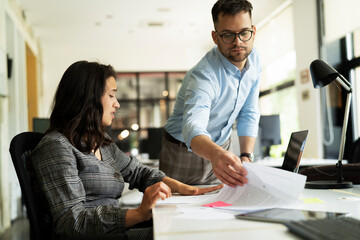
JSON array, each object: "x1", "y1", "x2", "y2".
[
  {"x1": 212, "y1": 162, "x2": 306, "y2": 210},
  {"x1": 159, "y1": 162, "x2": 306, "y2": 211}
]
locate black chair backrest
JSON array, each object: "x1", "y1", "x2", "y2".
[
  {"x1": 9, "y1": 132, "x2": 132, "y2": 240},
  {"x1": 9, "y1": 132, "x2": 52, "y2": 240}
]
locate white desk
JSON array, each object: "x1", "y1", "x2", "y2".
[
  {"x1": 153, "y1": 185, "x2": 360, "y2": 240},
  {"x1": 138, "y1": 157, "x2": 341, "y2": 169},
  {"x1": 254, "y1": 157, "x2": 347, "y2": 168}
]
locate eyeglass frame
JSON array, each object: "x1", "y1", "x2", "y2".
[{"x1": 215, "y1": 26, "x2": 254, "y2": 44}]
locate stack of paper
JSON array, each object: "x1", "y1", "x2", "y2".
[{"x1": 159, "y1": 162, "x2": 306, "y2": 211}]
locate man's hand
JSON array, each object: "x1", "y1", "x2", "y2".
[
  {"x1": 210, "y1": 149, "x2": 248, "y2": 187},
  {"x1": 190, "y1": 135, "x2": 249, "y2": 187}
]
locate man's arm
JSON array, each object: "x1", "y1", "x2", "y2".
[
  {"x1": 190, "y1": 135, "x2": 248, "y2": 187},
  {"x1": 239, "y1": 136, "x2": 256, "y2": 163}
]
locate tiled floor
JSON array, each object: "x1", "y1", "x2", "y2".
[{"x1": 0, "y1": 217, "x2": 30, "y2": 240}]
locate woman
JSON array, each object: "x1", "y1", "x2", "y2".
[{"x1": 31, "y1": 61, "x2": 222, "y2": 240}]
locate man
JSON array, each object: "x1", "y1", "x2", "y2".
[{"x1": 159, "y1": 0, "x2": 261, "y2": 187}]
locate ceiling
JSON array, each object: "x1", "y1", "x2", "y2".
[{"x1": 15, "y1": 0, "x2": 289, "y2": 72}]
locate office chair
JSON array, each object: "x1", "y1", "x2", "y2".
[
  {"x1": 9, "y1": 132, "x2": 51, "y2": 240},
  {"x1": 350, "y1": 137, "x2": 360, "y2": 163},
  {"x1": 9, "y1": 132, "x2": 145, "y2": 240}
]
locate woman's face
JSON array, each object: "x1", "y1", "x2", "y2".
[{"x1": 101, "y1": 76, "x2": 120, "y2": 127}]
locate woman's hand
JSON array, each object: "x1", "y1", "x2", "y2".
[
  {"x1": 125, "y1": 178, "x2": 223, "y2": 227},
  {"x1": 162, "y1": 176, "x2": 223, "y2": 195},
  {"x1": 177, "y1": 183, "x2": 223, "y2": 196},
  {"x1": 139, "y1": 181, "x2": 172, "y2": 215},
  {"x1": 125, "y1": 181, "x2": 171, "y2": 227}
]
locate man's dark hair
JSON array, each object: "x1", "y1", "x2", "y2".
[
  {"x1": 212, "y1": 0, "x2": 253, "y2": 26},
  {"x1": 48, "y1": 61, "x2": 117, "y2": 152}
]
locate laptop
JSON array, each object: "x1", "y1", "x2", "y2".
[{"x1": 281, "y1": 130, "x2": 309, "y2": 173}]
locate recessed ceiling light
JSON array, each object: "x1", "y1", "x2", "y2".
[
  {"x1": 148, "y1": 22, "x2": 164, "y2": 27},
  {"x1": 157, "y1": 8, "x2": 171, "y2": 12}
]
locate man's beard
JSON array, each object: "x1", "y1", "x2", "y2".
[
  {"x1": 227, "y1": 47, "x2": 251, "y2": 63},
  {"x1": 218, "y1": 44, "x2": 252, "y2": 64}
]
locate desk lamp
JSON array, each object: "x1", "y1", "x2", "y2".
[{"x1": 305, "y1": 59, "x2": 353, "y2": 189}]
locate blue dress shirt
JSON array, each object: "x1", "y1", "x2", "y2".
[{"x1": 165, "y1": 46, "x2": 261, "y2": 148}]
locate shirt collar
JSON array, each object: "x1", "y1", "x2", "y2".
[{"x1": 243, "y1": 56, "x2": 251, "y2": 71}]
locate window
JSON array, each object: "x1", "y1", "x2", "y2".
[
  {"x1": 256, "y1": 4, "x2": 298, "y2": 157},
  {"x1": 110, "y1": 71, "x2": 185, "y2": 158},
  {"x1": 353, "y1": 28, "x2": 360, "y2": 141},
  {"x1": 259, "y1": 52, "x2": 298, "y2": 157},
  {"x1": 321, "y1": 0, "x2": 360, "y2": 158}
]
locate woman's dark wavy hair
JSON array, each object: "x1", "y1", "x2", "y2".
[
  {"x1": 212, "y1": 0, "x2": 253, "y2": 26},
  {"x1": 47, "y1": 60, "x2": 117, "y2": 153}
]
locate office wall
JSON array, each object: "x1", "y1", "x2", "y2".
[
  {"x1": 6, "y1": 12, "x2": 29, "y2": 222},
  {"x1": 26, "y1": 44, "x2": 38, "y2": 131},
  {"x1": 0, "y1": 0, "x2": 40, "y2": 231},
  {"x1": 0, "y1": 0, "x2": 10, "y2": 232},
  {"x1": 38, "y1": 37, "x2": 213, "y2": 117},
  {"x1": 293, "y1": 0, "x2": 323, "y2": 158}
]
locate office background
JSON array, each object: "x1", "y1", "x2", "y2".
[{"x1": 1, "y1": 0, "x2": 360, "y2": 234}]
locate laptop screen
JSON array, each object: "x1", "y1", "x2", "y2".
[{"x1": 281, "y1": 130, "x2": 309, "y2": 173}]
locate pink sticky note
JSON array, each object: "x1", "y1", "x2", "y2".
[{"x1": 202, "y1": 201, "x2": 232, "y2": 207}]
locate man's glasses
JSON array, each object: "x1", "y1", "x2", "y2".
[{"x1": 216, "y1": 28, "x2": 254, "y2": 44}]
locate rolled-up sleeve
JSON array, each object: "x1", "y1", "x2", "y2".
[
  {"x1": 237, "y1": 73, "x2": 261, "y2": 137},
  {"x1": 182, "y1": 71, "x2": 217, "y2": 147}
]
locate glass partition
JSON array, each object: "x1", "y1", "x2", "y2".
[{"x1": 110, "y1": 71, "x2": 186, "y2": 159}]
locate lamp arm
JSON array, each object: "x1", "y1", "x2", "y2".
[
  {"x1": 336, "y1": 75, "x2": 352, "y2": 92},
  {"x1": 337, "y1": 92, "x2": 351, "y2": 183}
]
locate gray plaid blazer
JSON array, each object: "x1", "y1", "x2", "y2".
[{"x1": 31, "y1": 131, "x2": 165, "y2": 237}]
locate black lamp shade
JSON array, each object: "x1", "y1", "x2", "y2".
[{"x1": 309, "y1": 59, "x2": 339, "y2": 88}]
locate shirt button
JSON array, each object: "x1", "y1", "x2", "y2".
[{"x1": 114, "y1": 172, "x2": 120, "y2": 179}]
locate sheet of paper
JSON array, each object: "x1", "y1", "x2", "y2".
[
  {"x1": 173, "y1": 204, "x2": 249, "y2": 220},
  {"x1": 158, "y1": 162, "x2": 306, "y2": 211},
  {"x1": 214, "y1": 162, "x2": 306, "y2": 210},
  {"x1": 158, "y1": 193, "x2": 215, "y2": 204}
]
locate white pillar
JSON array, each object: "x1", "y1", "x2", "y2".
[{"x1": 293, "y1": 0, "x2": 323, "y2": 158}]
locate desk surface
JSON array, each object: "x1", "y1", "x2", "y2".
[
  {"x1": 254, "y1": 157, "x2": 346, "y2": 168},
  {"x1": 138, "y1": 158, "x2": 342, "y2": 168},
  {"x1": 153, "y1": 185, "x2": 360, "y2": 240}
]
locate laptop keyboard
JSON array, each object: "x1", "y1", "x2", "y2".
[{"x1": 283, "y1": 217, "x2": 360, "y2": 240}]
